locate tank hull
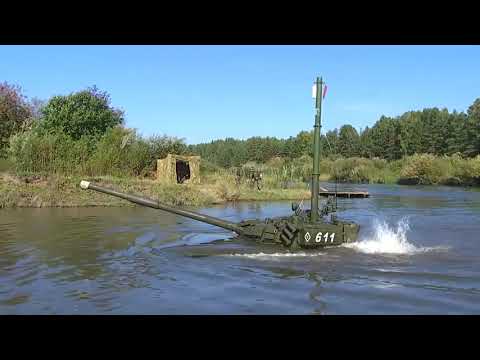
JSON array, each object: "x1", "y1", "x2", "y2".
[{"x1": 236, "y1": 217, "x2": 360, "y2": 249}]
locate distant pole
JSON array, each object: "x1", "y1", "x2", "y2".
[{"x1": 311, "y1": 76, "x2": 324, "y2": 222}]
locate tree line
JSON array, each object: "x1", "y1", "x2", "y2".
[
  {"x1": 188, "y1": 99, "x2": 480, "y2": 167},
  {"x1": 2, "y1": 80, "x2": 479, "y2": 173}
]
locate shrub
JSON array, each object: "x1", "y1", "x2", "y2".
[
  {"x1": 7, "y1": 123, "x2": 189, "y2": 178},
  {"x1": 448, "y1": 154, "x2": 480, "y2": 185},
  {"x1": 331, "y1": 157, "x2": 376, "y2": 183},
  {"x1": 0, "y1": 82, "x2": 33, "y2": 157},
  {"x1": 399, "y1": 154, "x2": 444, "y2": 185},
  {"x1": 8, "y1": 129, "x2": 93, "y2": 174},
  {"x1": 87, "y1": 127, "x2": 151, "y2": 177}
]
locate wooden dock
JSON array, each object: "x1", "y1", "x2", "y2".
[{"x1": 318, "y1": 187, "x2": 369, "y2": 198}]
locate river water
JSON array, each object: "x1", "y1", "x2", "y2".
[{"x1": 1, "y1": 184, "x2": 480, "y2": 314}]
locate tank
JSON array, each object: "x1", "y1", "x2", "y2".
[{"x1": 79, "y1": 76, "x2": 361, "y2": 249}]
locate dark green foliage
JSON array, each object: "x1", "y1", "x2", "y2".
[
  {"x1": 321, "y1": 130, "x2": 339, "y2": 157},
  {"x1": 246, "y1": 136, "x2": 284, "y2": 163},
  {"x1": 290, "y1": 131, "x2": 313, "y2": 158},
  {"x1": 362, "y1": 116, "x2": 401, "y2": 160},
  {"x1": 189, "y1": 138, "x2": 248, "y2": 168},
  {"x1": 39, "y1": 86, "x2": 124, "y2": 140},
  {"x1": 465, "y1": 99, "x2": 480, "y2": 157},
  {"x1": 337, "y1": 125, "x2": 360, "y2": 158}
]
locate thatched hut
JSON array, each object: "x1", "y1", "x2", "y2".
[{"x1": 157, "y1": 154, "x2": 200, "y2": 184}]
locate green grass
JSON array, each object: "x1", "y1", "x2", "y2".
[{"x1": 0, "y1": 158, "x2": 12, "y2": 172}]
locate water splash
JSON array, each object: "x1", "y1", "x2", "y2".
[{"x1": 344, "y1": 217, "x2": 441, "y2": 255}]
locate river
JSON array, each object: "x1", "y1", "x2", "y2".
[{"x1": 1, "y1": 184, "x2": 480, "y2": 314}]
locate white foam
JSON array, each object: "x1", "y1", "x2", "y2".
[
  {"x1": 343, "y1": 217, "x2": 441, "y2": 255},
  {"x1": 229, "y1": 252, "x2": 325, "y2": 259}
]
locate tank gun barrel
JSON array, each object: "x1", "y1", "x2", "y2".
[{"x1": 79, "y1": 181, "x2": 246, "y2": 235}]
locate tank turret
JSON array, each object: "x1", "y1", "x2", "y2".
[{"x1": 79, "y1": 76, "x2": 362, "y2": 249}]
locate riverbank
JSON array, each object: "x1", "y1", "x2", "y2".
[
  {"x1": 2, "y1": 152, "x2": 479, "y2": 208},
  {"x1": 0, "y1": 172, "x2": 311, "y2": 208},
  {"x1": 258, "y1": 154, "x2": 480, "y2": 187}
]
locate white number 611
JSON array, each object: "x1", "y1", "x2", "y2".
[{"x1": 314, "y1": 232, "x2": 335, "y2": 243}]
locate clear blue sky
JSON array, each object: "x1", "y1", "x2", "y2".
[{"x1": 1, "y1": 45, "x2": 479, "y2": 144}]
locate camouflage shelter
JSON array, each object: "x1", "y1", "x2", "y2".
[{"x1": 157, "y1": 154, "x2": 200, "y2": 184}]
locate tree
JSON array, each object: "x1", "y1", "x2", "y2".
[
  {"x1": 283, "y1": 136, "x2": 298, "y2": 159},
  {"x1": 465, "y1": 98, "x2": 480, "y2": 156},
  {"x1": 366, "y1": 116, "x2": 403, "y2": 160},
  {"x1": 0, "y1": 82, "x2": 33, "y2": 157},
  {"x1": 39, "y1": 86, "x2": 124, "y2": 140},
  {"x1": 321, "y1": 130, "x2": 339, "y2": 158},
  {"x1": 358, "y1": 127, "x2": 372, "y2": 158},
  {"x1": 445, "y1": 110, "x2": 468, "y2": 155},
  {"x1": 293, "y1": 131, "x2": 313, "y2": 157},
  {"x1": 397, "y1": 111, "x2": 422, "y2": 157},
  {"x1": 337, "y1": 125, "x2": 360, "y2": 158},
  {"x1": 246, "y1": 137, "x2": 268, "y2": 163}
]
